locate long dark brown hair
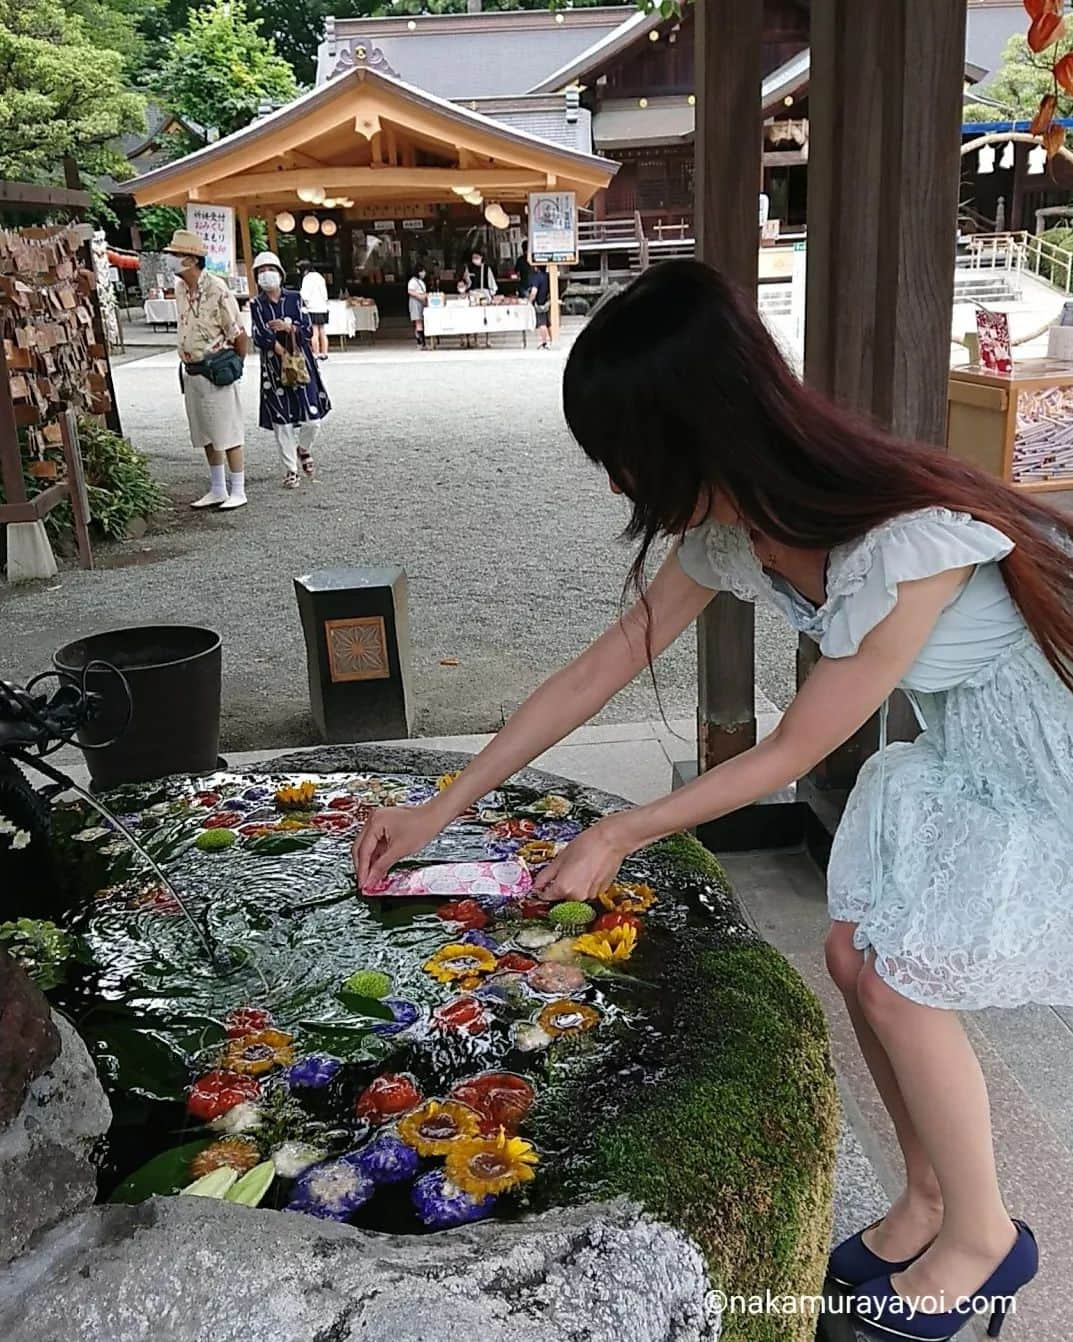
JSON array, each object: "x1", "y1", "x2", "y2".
[{"x1": 563, "y1": 260, "x2": 1073, "y2": 688}]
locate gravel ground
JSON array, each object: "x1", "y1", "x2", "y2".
[{"x1": 2, "y1": 335, "x2": 795, "y2": 751}]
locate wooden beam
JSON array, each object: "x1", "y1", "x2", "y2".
[
  {"x1": 236, "y1": 203, "x2": 254, "y2": 292},
  {"x1": 0, "y1": 181, "x2": 90, "y2": 211},
  {"x1": 693, "y1": 0, "x2": 762, "y2": 773},
  {"x1": 802, "y1": 0, "x2": 967, "y2": 798},
  {"x1": 199, "y1": 167, "x2": 550, "y2": 201}
]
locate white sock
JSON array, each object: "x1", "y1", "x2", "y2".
[
  {"x1": 229, "y1": 469, "x2": 246, "y2": 500},
  {"x1": 210, "y1": 463, "x2": 226, "y2": 496}
]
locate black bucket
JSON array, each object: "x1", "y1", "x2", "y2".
[{"x1": 54, "y1": 625, "x2": 222, "y2": 790}]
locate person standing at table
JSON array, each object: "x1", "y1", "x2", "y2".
[
  {"x1": 298, "y1": 259, "x2": 330, "y2": 361},
  {"x1": 407, "y1": 263, "x2": 429, "y2": 348},
  {"x1": 463, "y1": 247, "x2": 497, "y2": 296},
  {"x1": 250, "y1": 252, "x2": 331, "y2": 490},
  {"x1": 165, "y1": 227, "x2": 249, "y2": 511},
  {"x1": 527, "y1": 263, "x2": 552, "y2": 350}
]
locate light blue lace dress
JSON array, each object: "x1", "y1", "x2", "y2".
[{"x1": 677, "y1": 506, "x2": 1073, "y2": 1011}]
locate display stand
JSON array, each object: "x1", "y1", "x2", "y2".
[{"x1": 947, "y1": 359, "x2": 1073, "y2": 492}]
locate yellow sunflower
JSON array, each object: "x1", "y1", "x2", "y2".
[
  {"x1": 398, "y1": 1100, "x2": 481, "y2": 1156},
  {"x1": 516, "y1": 839, "x2": 559, "y2": 868},
  {"x1": 445, "y1": 1130, "x2": 539, "y2": 1197},
  {"x1": 423, "y1": 943, "x2": 498, "y2": 985},
  {"x1": 275, "y1": 781, "x2": 317, "y2": 811},
  {"x1": 597, "y1": 881, "x2": 655, "y2": 913},
  {"x1": 436, "y1": 772, "x2": 463, "y2": 791},
  {"x1": 536, "y1": 1000, "x2": 602, "y2": 1036},
  {"x1": 189, "y1": 1138, "x2": 260, "y2": 1179},
  {"x1": 573, "y1": 924, "x2": 638, "y2": 963},
  {"x1": 220, "y1": 1028, "x2": 295, "y2": 1076}
]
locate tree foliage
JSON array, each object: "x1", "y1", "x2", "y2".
[
  {"x1": 964, "y1": 34, "x2": 1072, "y2": 122},
  {"x1": 0, "y1": 0, "x2": 146, "y2": 185},
  {"x1": 154, "y1": 0, "x2": 297, "y2": 144}
]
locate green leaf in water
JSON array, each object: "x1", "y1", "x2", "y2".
[
  {"x1": 335, "y1": 991, "x2": 394, "y2": 1020},
  {"x1": 575, "y1": 955, "x2": 653, "y2": 988},
  {"x1": 110, "y1": 1139, "x2": 212, "y2": 1204},
  {"x1": 246, "y1": 832, "x2": 321, "y2": 856}
]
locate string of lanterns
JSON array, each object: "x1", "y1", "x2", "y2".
[
  {"x1": 976, "y1": 140, "x2": 1050, "y2": 175},
  {"x1": 273, "y1": 188, "x2": 511, "y2": 236}
]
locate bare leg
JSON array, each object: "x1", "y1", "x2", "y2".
[
  {"x1": 857, "y1": 961, "x2": 1016, "y2": 1306},
  {"x1": 825, "y1": 923, "x2": 943, "y2": 1259}
]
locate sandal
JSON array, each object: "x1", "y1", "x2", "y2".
[{"x1": 298, "y1": 450, "x2": 315, "y2": 477}]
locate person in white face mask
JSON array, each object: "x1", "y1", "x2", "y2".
[
  {"x1": 164, "y1": 228, "x2": 250, "y2": 510},
  {"x1": 249, "y1": 252, "x2": 331, "y2": 490}
]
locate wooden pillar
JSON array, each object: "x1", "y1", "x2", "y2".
[
  {"x1": 693, "y1": 0, "x2": 762, "y2": 772},
  {"x1": 236, "y1": 204, "x2": 254, "y2": 293},
  {"x1": 802, "y1": 0, "x2": 967, "y2": 798},
  {"x1": 0, "y1": 340, "x2": 27, "y2": 507},
  {"x1": 266, "y1": 213, "x2": 279, "y2": 256},
  {"x1": 548, "y1": 262, "x2": 561, "y2": 342}
]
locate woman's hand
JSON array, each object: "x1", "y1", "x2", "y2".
[
  {"x1": 267, "y1": 318, "x2": 290, "y2": 332},
  {"x1": 532, "y1": 818, "x2": 632, "y2": 903},
  {"x1": 273, "y1": 341, "x2": 287, "y2": 358},
  {"x1": 353, "y1": 803, "x2": 448, "y2": 890}
]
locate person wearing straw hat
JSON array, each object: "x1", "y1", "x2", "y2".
[
  {"x1": 164, "y1": 228, "x2": 250, "y2": 511},
  {"x1": 249, "y1": 251, "x2": 331, "y2": 490}
]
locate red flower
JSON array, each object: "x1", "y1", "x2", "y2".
[
  {"x1": 592, "y1": 911, "x2": 643, "y2": 934},
  {"x1": 497, "y1": 951, "x2": 538, "y2": 973},
  {"x1": 451, "y1": 1072, "x2": 535, "y2": 1134},
  {"x1": 186, "y1": 1070, "x2": 261, "y2": 1120},
  {"x1": 194, "y1": 791, "x2": 221, "y2": 808},
  {"x1": 355, "y1": 1072, "x2": 423, "y2": 1123},
  {"x1": 436, "y1": 899, "x2": 489, "y2": 930},
  {"x1": 431, "y1": 996, "x2": 489, "y2": 1036},
  {"x1": 489, "y1": 818, "x2": 537, "y2": 840},
  {"x1": 326, "y1": 794, "x2": 361, "y2": 810},
  {"x1": 310, "y1": 812, "x2": 353, "y2": 832},
  {"x1": 520, "y1": 899, "x2": 553, "y2": 920},
  {"x1": 223, "y1": 1007, "x2": 273, "y2": 1038},
  {"x1": 203, "y1": 811, "x2": 242, "y2": 829}
]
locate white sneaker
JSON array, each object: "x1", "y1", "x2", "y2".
[
  {"x1": 191, "y1": 490, "x2": 228, "y2": 509},
  {"x1": 282, "y1": 472, "x2": 300, "y2": 490},
  {"x1": 219, "y1": 494, "x2": 248, "y2": 511}
]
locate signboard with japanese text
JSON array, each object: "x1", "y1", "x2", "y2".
[
  {"x1": 186, "y1": 203, "x2": 235, "y2": 278},
  {"x1": 528, "y1": 190, "x2": 577, "y2": 264}
]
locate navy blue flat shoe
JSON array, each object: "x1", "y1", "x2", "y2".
[
  {"x1": 851, "y1": 1220, "x2": 1038, "y2": 1340},
  {"x1": 828, "y1": 1220, "x2": 931, "y2": 1289}
]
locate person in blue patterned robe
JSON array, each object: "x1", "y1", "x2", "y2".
[{"x1": 249, "y1": 252, "x2": 331, "y2": 489}]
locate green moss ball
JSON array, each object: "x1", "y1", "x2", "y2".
[
  {"x1": 344, "y1": 968, "x2": 392, "y2": 999},
  {"x1": 548, "y1": 900, "x2": 596, "y2": 930},
  {"x1": 195, "y1": 828, "x2": 237, "y2": 852}
]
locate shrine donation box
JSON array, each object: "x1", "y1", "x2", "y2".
[{"x1": 947, "y1": 359, "x2": 1073, "y2": 493}]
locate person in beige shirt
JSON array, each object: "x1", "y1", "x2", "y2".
[{"x1": 165, "y1": 228, "x2": 251, "y2": 511}]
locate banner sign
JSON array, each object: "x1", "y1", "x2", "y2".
[
  {"x1": 186, "y1": 203, "x2": 235, "y2": 278},
  {"x1": 528, "y1": 191, "x2": 577, "y2": 264}
]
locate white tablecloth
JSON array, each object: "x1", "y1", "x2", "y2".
[
  {"x1": 143, "y1": 298, "x2": 178, "y2": 326},
  {"x1": 424, "y1": 304, "x2": 536, "y2": 345},
  {"x1": 326, "y1": 299, "x2": 379, "y2": 339}
]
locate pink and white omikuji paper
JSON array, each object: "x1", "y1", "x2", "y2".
[{"x1": 363, "y1": 859, "x2": 534, "y2": 899}]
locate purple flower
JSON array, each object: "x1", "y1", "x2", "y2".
[
  {"x1": 286, "y1": 1054, "x2": 342, "y2": 1088},
  {"x1": 243, "y1": 786, "x2": 272, "y2": 802},
  {"x1": 411, "y1": 1169, "x2": 497, "y2": 1229},
  {"x1": 485, "y1": 837, "x2": 524, "y2": 860},
  {"x1": 349, "y1": 1134, "x2": 421, "y2": 1185},
  {"x1": 221, "y1": 797, "x2": 251, "y2": 812},
  {"x1": 285, "y1": 1159, "x2": 374, "y2": 1220},
  {"x1": 461, "y1": 929, "x2": 499, "y2": 951},
  {"x1": 369, "y1": 998, "x2": 420, "y2": 1037},
  {"x1": 404, "y1": 785, "x2": 436, "y2": 806},
  {"x1": 535, "y1": 820, "x2": 582, "y2": 843}
]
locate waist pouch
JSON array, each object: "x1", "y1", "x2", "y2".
[{"x1": 186, "y1": 348, "x2": 244, "y2": 387}]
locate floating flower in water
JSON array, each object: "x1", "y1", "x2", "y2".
[
  {"x1": 326, "y1": 794, "x2": 362, "y2": 811},
  {"x1": 189, "y1": 1137, "x2": 260, "y2": 1180},
  {"x1": 275, "y1": 781, "x2": 317, "y2": 811},
  {"x1": 310, "y1": 812, "x2": 354, "y2": 833},
  {"x1": 276, "y1": 817, "x2": 310, "y2": 831},
  {"x1": 537, "y1": 1000, "x2": 601, "y2": 1037},
  {"x1": 399, "y1": 1099, "x2": 481, "y2": 1155},
  {"x1": 445, "y1": 1130, "x2": 539, "y2": 1197},
  {"x1": 535, "y1": 819, "x2": 583, "y2": 843},
  {"x1": 496, "y1": 951, "x2": 538, "y2": 973},
  {"x1": 355, "y1": 1073, "x2": 422, "y2": 1124},
  {"x1": 528, "y1": 962, "x2": 587, "y2": 996},
  {"x1": 451, "y1": 1073, "x2": 535, "y2": 1134},
  {"x1": 72, "y1": 826, "x2": 110, "y2": 842},
  {"x1": 224, "y1": 1007, "x2": 273, "y2": 1038},
  {"x1": 461, "y1": 929, "x2": 500, "y2": 951},
  {"x1": 271, "y1": 1141, "x2": 326, "y2": 1178},
  {"x1": 369, "y1": 998, "x2": 420, "y2": 1037},
  {"x1": 529, "y1": 794, "x2": 572, "y2": 819},
  {"x1": 485, "y1": 836, "x2": 525, "y2": 861},
  {"x1": 423, "y1": 943, "x2": 498, "y2": 988},
  {"x1": 130, "y1": 884, "x2": 182, "y2": 916},
  {"x1": 411, "y1": 1168, "x2": 496, "y2": 1229},
  {"x1": 489, "y1": 818, "x2": 537, "y2": 841},
  {"x1": 202, "y1": 811, "x2": 242, "y2": 829},
  {"x1": 194, "y1": 791, "x2": 221, "y2": 808},
  {"x1": 436, "y1": 772, "x2": 462, "y2": 791},
  {"x1": 514, "y1": 925, "x2": 560, "y2": 950},
  {"x1": 537, "y1": 938, "x2": 578, "y2": 964},
  {"x1": 435, "y1": 899, "x2": 488, "y2": 931},
  {"x1": 516, "y1": 840, "x2": 559, "y2": 868},
  {"x1": 512, "y1": 1022, "x2": 553, "y2": 1053},
  {"x1": 548, "y1": 900, "x2": 596, "y2": 930},
  {"x1": 238, "y1": 823, "x2": 275, "y2": 839},
  {"x1": 519, "y1": 899, "x2": 554, "y2": 920},
  {"x1": 187, "y1": 1070, "x2": 261, "y2": 1121},
  {"x1": 221, "y1": 1028, "x2": 295, "y2": 1076},
  {"x1": 242, "y1": 786, "x2": 272, "y2": 803},
  {"x1": 209, "y1": 1101, "x2": 263, "y2": 1134},
  {"x1": 478, "y1": 808, "x2": 508, "y2": 824},
  {"x1": 432, "y1": 995, "x2": 489, "y2": 1036},
  {"x1": 592, "y1": 911, "x2": 643, "y2": 934},
  {"x1": 286, "y1": 1159, "x2": 374, "y2": 1221},
  {"x1": 573, "y1": 924, "x2": 638, "y2": 963},
  {"x1": 597, "y1": 881, "x2": 655, "y2": 913},
  {"x1": 286, "y1": 1054, "x2": 342, "y2": 1089},
  {"x1": 473, "y1": 973, "x2": 532, "y2": 1010},
  {"x1": 195, "y1": 827, "x2": 237, "y2": 852},
  {"x1": 344, "y1": 968, "x2": 392, "y2": 999},
  {"x1": 350, "y1": 1133, "x2": 422, "y2": 1184}
]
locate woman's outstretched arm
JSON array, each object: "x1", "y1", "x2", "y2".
[{"x1": 354, "y1": 552, "x2": 714, "y2": 886}]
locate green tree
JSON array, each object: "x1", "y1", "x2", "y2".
[
  {"x1": 964, "y1": 33, "x2": 1072, "y2": 122},
  {"x1": 155, "y1": 0, "x2": 297, "y2": 144},
  {"x1": 0, "y1": 0, "x2": 145, "y2": 185}
]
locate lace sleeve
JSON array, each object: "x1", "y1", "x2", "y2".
[{"x1": 675, "y1": 521, "x2": 773, "y2": 604}]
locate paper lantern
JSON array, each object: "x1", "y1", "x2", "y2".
[
  {"x1": 484, "y1": 202, "x2": 509, "y2": 230},
  {"x1": 297, "y1": 186, "x2": 322, "y2": 204},
  {"x1": 976, "y1": 145, "x2": 996, "y2": 175},
  {"x1": 451, "y1": 186, "x2": 475, "y2": 196},
  {"x1": 1000, "y1": 140, "x2": 1015, "y2": 170},
  {"x1": 1029, "y1": 144, "x2": 1048, "y2": 175},
  {"x1": 321, "y1": 218, "x2": 338, "y2": 237},
  {"x1": 463, "y1": 190, "x2": 483, "y2": 206},
  {"x1": 302, "y1": 215, "x2": 321, "y2": 235},
  {"x1": 322, "y1": 198, "x2": 338, "y2": 209},
  {"x1": 275, "y1": 211, "x2": 296, "y2": 233}
]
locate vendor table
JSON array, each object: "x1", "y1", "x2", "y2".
[
  {"x1": 143, "y1": 297, "x2": 177, "y2": 330},
  {"x1": 424, "y1": 303, "x2": 536, "y2": 349},
  {"x1": 327, "y1": 299, "x2": 379, "y2": 348}
]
